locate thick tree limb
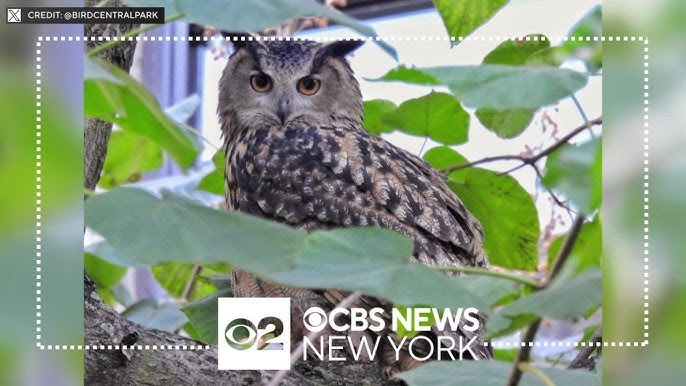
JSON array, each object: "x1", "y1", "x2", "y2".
[{"x1": 84, "y1": 275, "x2": 392, "y2": 385}]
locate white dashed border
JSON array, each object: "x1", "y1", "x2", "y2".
[{"x1": 35, "y1": 35, "x2": 647, "y2": 351}]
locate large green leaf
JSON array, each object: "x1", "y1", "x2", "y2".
[
  {"x1": 151, "y1": 262, "x2": 228, "y2": 300},
  {"x1": 125, "y1": 0, "x2": 397, "y2": 60},
  {"x1": 198, "y1": 150, "x2": 226, "y2": 196},
  {"x1": 121, "y1": 299, "x2": 188, "y2": 332},
  {"x1": 371, "y1": 64, "x2": 440, "y2": 85},
  {"x1": 482, "y1": 34, "x2": 551, "y2": 66},
  {"x1": 165, "y1": 94, "x2": 200, "y2": 124},
  {"x1": 85, "y1": 240, "x2": 147, "y2": 268},
  {"x1": 397, "y1": 359, "x2": 600, "y2": 386},
  {"x1": 548, "y1": 215, "x2": 602, "y2": 274},
  {"x1": 475, "y1": 108, "x2": 535, "y2": 139},
  {"x1": 476, "y1": 35, "x2": 552, "y2": 138},
  {"x1": 542, "y1": 138, "x2": 601, "y2": 214},
  {"x1": 84, "y1": 56, "x2": 200, "y2": 168},
  {"x1": 181, "y1": 288, "x2": 232, "y2": 345},
  {"x1": 363, "y1": 99, "x2": 397, "y2": 135},
  {"x1": 85, "y1": 187, "x2": 491, "y2": 311},
  {"x1": 501, "y1": 269, "x2": 602, "y2": 321},
  {"x1": 433, "y1": 0, "x2": 509, "y2": 41},
  {"x1": 84, "y1": 253, "x2": 127, "y2": 289},
  {"x1": 98, "y1": 130, "x2": 163, "y2": 189},
  {"x1": 422, "y1": 146, "x2": 469, "y2": 182},
  {"x1": 382, "y1": 92, "x2": 469, "y2": 145},
  {"x1": 562, "y1": 5, "x2": 603, "y2": 72},
  {"x1": 448, "y1": 168, "x2": 539, "y2": 271},
  {"x1": 421, "y1": 65, "x2": 588, "y2": 110}
]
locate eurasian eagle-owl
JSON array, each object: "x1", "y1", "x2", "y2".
[{"x1": 218, "y1": 38, "x2": 492, "y2": 372}]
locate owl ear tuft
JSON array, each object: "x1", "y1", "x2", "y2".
[
  {"x1": 321, "y1": 39, "x2": 365, "y2": 58},
  {"x1": 227, "y1": 32, "x2": 264, "y2": 52},
  {"x1": 313, "y1": 39, "x2": 364, "y2": 69}
]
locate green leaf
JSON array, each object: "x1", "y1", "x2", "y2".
[
  {"x1": 397, "y1": 360, "x2": 600, "y2": 386},
  {"x1": 475, "y1": 108, "x2": 535, "y2": 139},
  {"x1": 182, "y1": 288, "x2": 232, "y2": 345},
  {"x1": 483, "y1": 34, "x2": 551, "y2": 65},
  {"x1": 542, "y1": 138, "x2": 601, "y2": 214},
  {"x1": 381, "y1": 92, "x2": 469, "y2": 145},
  {"x1": 492, "y1": 348, "x2": 518, "y2": 362},
  {"x1": 457, "y1": 275, "x2": 522, "y2": 308},
  {"x1": 85, "y1": 187, "x2": 491, "y2": 311},
  {"x1": 121, "y1": 299, "x2": 189, "y2": 332},
  {"x1": 85, "y1": 253, "x2": 127, "y2": 289},
  {"x1": 85, "y1": 240, "x2": 147, "y2": 268},
  {"x1": 111, "y1": 282, "x2": 135, "y2": 307},
  {"x1": 486, "y1": 313, "x2": 537, "y2": 340},
  {"x1": 370, "y1": 64, "x2": 440, "y2": 85},
  {"x1": 165, "y1": 94, "x2": 200, "y2": 124},
  {"x1": 448, "y1": 168, "x2": 539, "y2": 271},
  {"x1": 423, "y1": 146, "x2": 468, "y2": 169},
  {"x1": 363, "y1": 99, "x2": 397, "y2": 135},
  {"x1": 151, "y1": 263, "x2": 223, "y2": 300},
  {"x1": 125, "y1": 0, "x2": 397, "y2": 60},
  {"x1": 477, "y1": 34, "x2": 551, "y2": 138},
  {"x1": 562, "y1": 5, "x2": 603, "y2": 72},
  {"x1": 84, "y1": 56, "x2": 200, "y2": 168},
  {"x1": 501, "y1": 269, "x2": 602, "y2": 321},
  {"x1": 422, "y1": 146, "x2": 469, "y2": 182},
  {"x1": 98, "y1": 130, "x2": 163, "y2": 189},
  {"x1": 198, "y1": 150, "x2": 226, "y2": 196},
  {"x1": 548, "y1": 216, "x2": 602, "y2": 274},
  {"x1": 420, "y1": 65, "x2": 588, "y2": 110},
  {"x1": 433, "y1": 0, "x2": 509, "y2": 41}
]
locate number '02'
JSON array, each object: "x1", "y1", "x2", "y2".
[{"x1": 225, "y1": 317, "x2": 285, "y2": 350}]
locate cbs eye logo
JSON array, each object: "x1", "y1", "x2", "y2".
[
  {"x1": 303, "y1": 307, "x2": 328, "y2": 331},
  {"x1": 217, "y1": 297, "x2": 291, "y2": 370},
  {"x1": 224, "y1": 316, "x2": 285, "y2": 350}
]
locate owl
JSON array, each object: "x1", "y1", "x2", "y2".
[{"x1": 218, "y1": 38, "x2": 492, "y2": 374}]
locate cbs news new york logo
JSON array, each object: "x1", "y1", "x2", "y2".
[{"x1": 218, "y1": 297, "x2": 482, "y2": 370}]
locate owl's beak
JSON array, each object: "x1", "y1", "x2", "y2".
[{"x1": 277, "y1": 99, "x2": 291, "y2": 124}]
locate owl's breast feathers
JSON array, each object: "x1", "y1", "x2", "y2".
[{"x1": 225, "y1": 119, "x2": 486, "y2": 269}]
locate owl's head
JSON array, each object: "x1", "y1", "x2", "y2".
[{"x1": 218, "y1": 39, "x2": 364, "y2": 137}]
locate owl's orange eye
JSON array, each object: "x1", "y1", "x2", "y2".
[
  {"x1": 250, "y1": 74, "x2": 272, "y2": 93},
  {"x1": 297, "y1": 77, "x2": 321, "y2": 96}
]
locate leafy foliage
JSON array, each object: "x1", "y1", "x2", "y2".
[
  {"x1": 363, "y1": 99, "x2": 398, "y2": 135},
  {"x1": 83, "y1": 3, "x2": 604, "y2": 385},
  {"x1": 542, "y1": 138, "x2": 602, "y2": 214},
  {"x1": 125, "y1": 0, "x2": 397, "y2": 59},
  {"x1": 84, "y1": 57, "x2": 200, "y2": 168},
  {"x1": 449, "y1": 168, "x2": 540, "y2": 271},
  {"x1": 433, "y1": 0, "x2": 509, "y2": 41},
  {"x1": 381, "y1": 92, "x2": 469, "y2": 145},
  {"x1": 198, "y1": 150, "x2": 226, "y2": 196}
]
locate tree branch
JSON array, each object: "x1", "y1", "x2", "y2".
[
  {"x1": 505, "y1": 215, "x2": 586, "y2": 386},
  {"x1": 84, "y1": 276, "x2": 392, "y2": 385},
  {"x1": 567, "y1": 327, "x2": 602, "y2": 371},
  {"x1": 83, "y1": 0, "x2": 139, "y2": 191},
  {"x1": 441, "y1": 116, "x2": 603, "y2": 175},
  {"x1": 434, "y1": 265, "x2": 543, "y2": 289}
]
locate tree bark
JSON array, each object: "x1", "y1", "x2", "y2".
[
  {"x1": 84, "y1": 275, "x2": 392, "y2": 385},
  {"x1": 83, "y1": 0, "x2": 139, "y2": 191}
]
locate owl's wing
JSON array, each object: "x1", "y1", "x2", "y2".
[{"x1": 242, "y1": 123, "x2": 485, "y2": 268}]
